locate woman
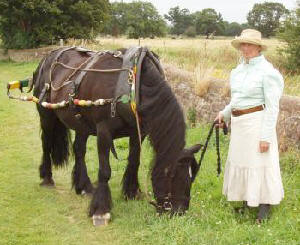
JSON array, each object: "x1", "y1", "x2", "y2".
[{"x1": 216, "y1": 29, "x2": 284, "y2": 223}]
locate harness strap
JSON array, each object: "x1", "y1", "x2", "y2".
[
  {"x1": 49, "y1": 47, "x2": 77, "y2": 83},
  {"x1": 135, "y1": 47, "x2": 148, "y2": 106},
  {"x1": 72, "y1": 51, "x2": 102, "y2": 96},
  {"x1": 35, "y1": 57, "x2": 46, "y2": 91},
  {"x1": 39, "y1": 47, "x2": 76, "y2": 105},
  {"x1": 38, "y1": 83, "x2": 50, "y2": 105},
  {"x1": 115, "y1": 46, "x2": 141, "y2": 100},
  {"x1": 132, "y1": 48, "x2": 148, "y2": 148}
]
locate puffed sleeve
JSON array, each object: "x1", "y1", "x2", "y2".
[
  {"x1": 221, "y1": 102, "x2": 232, "y2": 122},
  {"x1": 220, "y1": 70, "x2": 234, "y2": 122},
  {"x1": 260, "y1": 69, "x2": 284, "y2": 143}
]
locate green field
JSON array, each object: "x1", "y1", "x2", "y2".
[{"x1": 0, "y1": 61, "x2": 299, "y2": 245}]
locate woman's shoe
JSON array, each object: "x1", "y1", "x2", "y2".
[{"x1": 256, "y1": 204, "x2": 271, "y2": 224}]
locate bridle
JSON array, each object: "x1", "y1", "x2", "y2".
[
  {"x1": 149, "y1": 120, "x2": 228, "y2": 213},
  {"x1": 149, "y1": 161, "x2": 193, "y2": 213}
]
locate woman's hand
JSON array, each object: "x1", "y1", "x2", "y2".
[
  {"x1": 215, "y1": 112, "x2": 225, "y2": 128},
  {"x1": 259, "y1": 141, "x2": 270, "y2": 153}
]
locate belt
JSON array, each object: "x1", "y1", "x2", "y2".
[{"x1": 231, "y1": 104, "x2": 265, "y2": 117}]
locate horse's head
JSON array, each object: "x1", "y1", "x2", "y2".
[{"x1": 151, "y1": 144, "x2": 202, "y2": 215}]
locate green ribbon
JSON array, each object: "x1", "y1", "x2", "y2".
[
  {"x1": 119, "y1": 94, "x2": 130, "y2": 104},
  {"x1": 20, "y1": 79, "x2": 29, "y2": 88}
]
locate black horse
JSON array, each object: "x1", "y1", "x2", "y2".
[{"x1": 30, "y1": 47, "x2": 201, "y2": 225}]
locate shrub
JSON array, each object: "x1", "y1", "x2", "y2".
[
  {"x1": 184, "y1": 26, "x2": 197, "y2": 37},
  {"x1": 277, "y1": 9, "x2": 300, "y2": 73}
]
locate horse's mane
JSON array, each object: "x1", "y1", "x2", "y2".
[{"x1": 138, "y1": 55, "x2": 186, "y2": 178}]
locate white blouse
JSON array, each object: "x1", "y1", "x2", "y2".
[{"x1": 221, "y1": 55, "x2": 284, "y2": 143}]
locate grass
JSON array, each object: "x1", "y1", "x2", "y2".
[{"x1": 0, "y1": 59, "x2": 299, "y2": 245}]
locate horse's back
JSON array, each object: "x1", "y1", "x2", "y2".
[
  {"x1": 49, "y1": 48, "x2": 123, "y2": 104},
  {"x1": 34, "y1": 47, "x2": 126, "y2": 134}
]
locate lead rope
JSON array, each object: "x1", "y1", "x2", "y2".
[
  {"x1": 196, "y1": 121, "x2": 227, "y2": 177},
  {"x1": 216, "y1": 126, "x2": 221, "y2": 176}
]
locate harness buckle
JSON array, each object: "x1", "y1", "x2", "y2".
[
  {"x1": 111, "y1": 100, "x2": 116, "y2": 118},
  {"x1": 128, "y1": 70, "x2": 134, "y2": 85},
  {"x1": 113, "y1": 50, "x2": 122, "y2": 58},
  {"x1": 68, "y1": 93, "x2": 75, "y2": 105}
]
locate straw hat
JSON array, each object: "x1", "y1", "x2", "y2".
[{"x1": 231, "y1": 29, "x2": 267, "y2": 51}]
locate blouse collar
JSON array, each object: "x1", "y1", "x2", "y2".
[{"x1": 242, "y1": 54, "x2": 264, "y2": 65}]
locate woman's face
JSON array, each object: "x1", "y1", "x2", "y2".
[{"x1": 239, "y1": 43, "x2": 261, "y2": 59}]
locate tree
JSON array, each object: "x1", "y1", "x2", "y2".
[
  {"x1": 0, "y1": 0, "x2": 60, "y2": 49},
  {"x1": 278, "y1": 7, "x2": 300, "y2": 73},
  {"x1": 223, "y1": 22, "x2": 243, "y2": 36},
  {"x1": 103, "y1": 2, "x2": 130, "y2": 37},
  {"x1": 247, "y1": 2, "x2": 289, "y2": 37},
  {"x1": 126, "y1": 2, "x2": 167, "y2": 39},
  {"x1": 0, "y1": 0, "x2": 110, "y2": 49},
  {"x1": 103, "y1": 1, "x2": 166, "y2": 38},
  {"x1": 240, "y1": 23, "x2": 251, "y2": 30},
  {"x1": 194, "y1": 8, "x2": 224, "y2": 38},
  {"x1": 56, "y1": 0, "x2": 110, "y2": 39},
  {"x1": 164, "y1": 6, "x2": 194, "y2": 36}
]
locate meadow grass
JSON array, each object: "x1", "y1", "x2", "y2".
[{"x1": 0, "y1": 58, "x2": 299, "y2": 245}]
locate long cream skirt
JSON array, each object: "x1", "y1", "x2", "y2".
[{"x1": 222, "y1": 110, "x2": 284, "y2": 207}]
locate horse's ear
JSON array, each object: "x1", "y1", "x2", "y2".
[
  {"x1": 180, "y1": 144, "x2": 202, "y2": 163},
  {"x1": 186, "y1": 144, "x2": 203, "y2": 154}
]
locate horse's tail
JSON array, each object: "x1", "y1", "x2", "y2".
[
  {"x1": 39, "y1": 108, "x2": 71, "y2": 168},
  {"x1": 30, "y1": 51, "x2": 71, "y2": 168},
  {"x1": 50, "y1": 117, "x2": 71, "y2": 167}
]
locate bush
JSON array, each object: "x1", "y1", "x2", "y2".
[
  {"x1": 2, "y1": 30, "x2": 36, "y2": 49},
  {"x1": 0, "y1": 0, "x2": 110, "y2": 49},
  {"x1": 127, "y1": 26, "x2": 140, "y2": 39},
  {"x1": 278, "y1": 9, "x2": 300, "y2": 73},
  {"x1": 184, "y1": 26, "x2": 197, "y2": 37}
]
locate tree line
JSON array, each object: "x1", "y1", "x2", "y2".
[
  {"x1": 104, "y1": 2, "x2": 289, "y2": 39},
  {"x1": 0, "y1": 1, "x2": 291, "y2": 46},
  {"x1": 0, "y1": 0, "x2": 299, "y2": 72},
  {"x1": 0, "y1": 0, "x2": 110, "y2": 49}
]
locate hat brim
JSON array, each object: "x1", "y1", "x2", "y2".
[{"x1": 231, "y1": 38, "x2": 267, "y2": 51}]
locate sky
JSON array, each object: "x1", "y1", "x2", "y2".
[{"x1": 111, "y1": 0, "x2": 297, "y2": 23}]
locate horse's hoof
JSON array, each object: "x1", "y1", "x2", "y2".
[
  {"x1": 40, "y1": 178, "x2": 55, "y2": 187},
  {"x1": 92, "y1": 213, "x2": 111, "y2": 226}
]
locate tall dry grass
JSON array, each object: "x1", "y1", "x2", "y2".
[{"x1": 68, "y1": 37, "x2": 299, "y2": 97}]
